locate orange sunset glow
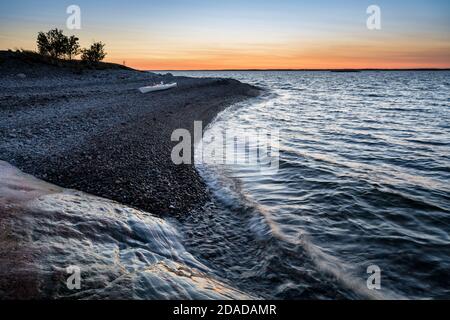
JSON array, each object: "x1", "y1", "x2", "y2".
[{"x1": 106, "y1": 39, "x2": 450, "y2": 70}]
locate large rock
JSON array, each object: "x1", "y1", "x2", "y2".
[{"x1": 0, "y1": 161, "x2": 252, "y2": 299}]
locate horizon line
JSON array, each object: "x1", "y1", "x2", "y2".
[{"x1": 147, "y1": 68, "x2": 450, "y2": 72}]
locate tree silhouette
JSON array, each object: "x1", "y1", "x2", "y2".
[
  {"x1": 37, "y1": 28, "x2": 68, "y2": 59},
  {"x1": 81, "y1": 42, "x2": 107, "y2": 64},
  {"x1": 65, "y1": 35, "x2": 81, "y2": 60}
]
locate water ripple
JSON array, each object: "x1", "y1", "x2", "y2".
[{"x1": 173, "y1": 70, "x2": 450, "y2": 299}]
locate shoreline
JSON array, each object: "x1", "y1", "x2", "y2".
[
  {"x1": 0, "y1": 53, "x2": 260, "y2": 217},
  {"x1": 0, "y1": 53, "x2": 260, "y2": 298}
]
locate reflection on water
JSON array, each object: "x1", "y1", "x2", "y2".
[
  {"x1": 172, "y1": 71, "x2": 450, "y2": 299},
  {"x1": 0, "y1": 161, "x2": 250, "y2": 299}
]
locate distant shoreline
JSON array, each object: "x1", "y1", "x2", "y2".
[{"x1": 150, "y1": 68, "x2": 450, "y2": 72}]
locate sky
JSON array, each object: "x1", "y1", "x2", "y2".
[{"x1": 1, "y1": 0, "x2": 449, "y2": 70}]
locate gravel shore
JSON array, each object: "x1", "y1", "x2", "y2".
[{"x1": 0, "y1": 53, "x2": 259, "y2": 216}]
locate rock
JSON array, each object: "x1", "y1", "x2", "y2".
[{"x1": 17, "y1": 73, "x2": 26, "y2": 79}]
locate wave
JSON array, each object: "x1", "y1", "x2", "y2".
[
  {"x1": 189, "y1": 102, "x2": 407, "y2": 300},
  {"x1": 192, "y1": 148, "x2": 404, "y2": 299}
]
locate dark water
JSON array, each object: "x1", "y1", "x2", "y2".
[{"x1": 171, "y1": 71, "x2": 450, "y2": 299}]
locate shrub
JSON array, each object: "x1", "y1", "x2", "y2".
[{"x1": 81, "y1": 42, "x2": 107, "y2": 64}]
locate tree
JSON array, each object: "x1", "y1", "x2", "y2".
[
  {"x1": 36, "y1": 29, "x2": 107, "y2": 63},
  {"x1": 81, "y1": 42, "x2": 107, "y2": 64},
  {"x1": 36, "y1": 32, "x2": 51, "y2": 56},
  {"x1": 36, "y1": 28, "x2": 68, "y2": 59},
  {"x1": 65, "y1": 35, "x2": 80, "y2": 60}
]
